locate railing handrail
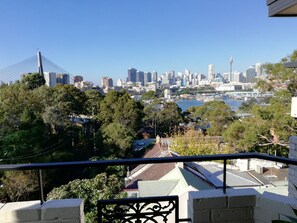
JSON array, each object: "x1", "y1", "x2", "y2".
[
  {"x1": 0, "y1": 152, "x2": 296, "y2": 171},
  {"x1": 0, "y1": 152, "x2": 295, "y2": 205}
]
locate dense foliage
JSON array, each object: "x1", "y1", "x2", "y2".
[
  {"x1": 47, "y1": 173, "x2": 126, "y2": 223},
  {"x1": 143, "y1": 100, "x2": 184, "y2": 136},
  {"x1": 190, "y1": 100, "x2": 236, "y2": 136},
  {"x1": 0, "y1": 75, "x2": 144, "y2": 202},
  {"x1": 171, "y1": 129, "x2": 232, "y2": 156}
]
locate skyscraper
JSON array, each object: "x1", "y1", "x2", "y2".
[
  {"x1": 74, "y1": 75, "x2": 83, "y2": 83},
  {"x1": 246, "y1": 66, "x2": 257, "y2": 83},
  {"x1": 101, "y1": 77, "x2": 113, "y2": 88},
  {"x1": 208, "y1": 64, "x2": 215, "y2": 81},
  {"x1": 128, "y1": 68, "x2": 137, "y2": 82},
  {"x1": 144, "y1": 72, "x2": 152, "y2": 85},
  {"x1": 152, "y1": 71, "x2": 158, "y2": 83},
  {"x1": 255, "y1": 63, "x2": 262, "y2": 76},
  {"x1": 136, "y1": 71, "x2": 144, "y2": 86},
  {"x1": 56, "y1": 74, "x2": 70, "y2": 85},
  {"x1": 233, "y1": 72, "x2": 244, "y2": 83}
]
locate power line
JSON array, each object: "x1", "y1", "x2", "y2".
[{"x1": 0, "y1": 139, "x2": 71, "y2": 162}]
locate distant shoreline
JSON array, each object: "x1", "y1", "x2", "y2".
[{"x1": 176, "y1": 99, "x2": 242, "y2": 112}]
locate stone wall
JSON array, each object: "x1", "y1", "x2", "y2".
[{"x1": 0, "y1": 199, "x2": 84, "y2": 223}]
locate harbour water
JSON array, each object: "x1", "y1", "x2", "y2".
[{"x1": 176, "y1": 99, "x2": 243, "y2": 112}]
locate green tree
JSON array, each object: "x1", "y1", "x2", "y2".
[
  {"x1": 260, "y1": 50, "x2": 297, "y2": 94},
  {"x1": 47, "y1": 173, "x2": 126, "y2": 223},
  {"x1": 0, "y1": 84, "x2": 49, "y2": 163},
  {"x1": 223, "y1": 90, "x2": 296, "y2": 156},
  {"x1": 256, "y1": 79, "x2": 273, "y2": 93},
  {"x1": 52, "y1": 84, "x2": 87, "y2": 115},
  {"x1": 171, "y1": 129, "x2": 228, "y2": 156},
  {"x1": 143, "y1": 99, "x2": 162, "y2": 136},
  {"x1": 158, "y1": 102, "x2": 184, "y2": 135},
  {"x1": 99, "y1": 90, "x2": 142, "y2": 131},
  {"x1": 143, "y1": 101, "x2": 184, "y2": 136},
  {"x1": 113, "y1": 91, "x2": 143, "y2": 131},
  {"x1": 21, "y1": 73, "x2": 45, "y2": 90},
  {"x1": 97, "y1": 90, "x2": 143, "y2": 156},
  {"x1": 101, "y1": 122, "x2": 135, "y2": 157},
  {"x1": 141, "y1": 90, "x2": 157, "y2": 101},
  {"x1": 0, "y1": 170, "x2": 38, "y2": 202},
  {"x1": 84, "y1": 89, "x2": 103, "y2": 116},
  {"x1": 238, "y1": 98, "x2": 258, "y2": 113},
  {"x1": 98, "y1": 90, "x2": 121, "y2": 125},
  {"x1": 193, "y1": 101, "x2": 235, "y2": 136}
]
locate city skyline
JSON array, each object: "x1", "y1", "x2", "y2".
[{"x1": 0, "y1": 0, "x2": 296, "y2": 84}]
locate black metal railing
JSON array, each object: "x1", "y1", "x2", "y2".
[
  {"x1": 98, "y1": 196, "x2": 191, "y2": 222},
  {"x1": 0, "y1": 152, "x2": 296, "y2": 221}
]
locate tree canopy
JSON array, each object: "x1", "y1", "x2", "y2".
[
  {"x1": 47, "y1": 173, "x2": 126, "y2": 223},
  {"x1": 258, "y1": 50, "x2": 297, "y2": 95},
  {"x1": 191, "y1": 101, "x2": 236, "y2": 136},
  {"x1": 223, "y1": 90, "x2": 296, "y2": 156}
]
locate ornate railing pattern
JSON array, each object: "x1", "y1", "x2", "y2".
[{"x1": 97, "y1": 196, "x2": 190, "y2": 223}]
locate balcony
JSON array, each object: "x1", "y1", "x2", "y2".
[
  {"x1": 267, "y1": 0, "x2": 297, "y2": 17},
  {"x1": 2, "y1": 136, "x2": 297, "y2": 223}
]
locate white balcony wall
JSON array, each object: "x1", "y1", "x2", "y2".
[
  {"x1": 188, "y1": 188, "x2": 297, "y2": 223},
  {"x1": 0, "y1": 199, "x2": 84, "y2": 223}
]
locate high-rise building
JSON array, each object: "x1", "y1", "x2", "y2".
[
  {"x1": 101, "y1": 77, "x2": 113, "y2": 88},
  {"x1": 233, "y1": 72, "x2": 244, "y2": 83},
  {"x1": 136, "y1": 71, "x2": 144, "y2": 86},
  {"x1": 152, "y1": 71, "x2": 158, "y2": 82},
  {"x1": 230, "y1": 57, "x2": 233, "y2": 77},
  {"x1": 128, "y1": 68, "x2": 137, "y2": 82},
  {"x1": 56, "y1": 74, "x2": 70, "y2": 85},
  {"x1": 144, "y1": 72, "x2": 152, "y2": 85},
  {"x1": 161, "y1": 73, "x2": 170, "y2": 85},
  {"x1": 74, "y1": 75, "x2": 83, "y2": 83},
  {"x1": 208, "y1": 64, "x2": 215, "y2": 81},
  {"x1": 185, "y1": 69, "x2": 191, "y2": 77},
  {"x1": 255, "y1": 63, "x2": 262, "y2": 76},
  {"x1": 223, "y1": 72, "x2": 229, "y2": 82},
  {"x1": 245, "y1": 66, "x2": 257, "y2": 83},
  {"x1": 44, "y1": 72, "x2": 57, "y2": 87}
]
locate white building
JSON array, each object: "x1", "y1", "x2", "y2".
[
  {"x1": 255, "y1": 63, "x2": 262, "y2": 76},
  {"x1": 74, "y1": 81, "x2": 94, "y2": 91},
  {"x1": 233, "y1": 72, "x2": 244, "y2": 83},
  {"x1": 215, "y1": 83, "x2": 242, "y2": 91},
  {"x1": 164, "y1": 89, "x2": 171, "y2": 99},
  {"x1": 208, "y1": 64, "x2": 215, "y2": 81},
  {"x1": 44, "y1": 72, "x2": 57, "y2": 87},
  {"x1": 116, "y1": 79, "x2": 123, "y2": 87}
]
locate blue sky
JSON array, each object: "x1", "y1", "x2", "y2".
[{"x1": 0, "y1": 0, "x2": 296, "y2": 84}]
